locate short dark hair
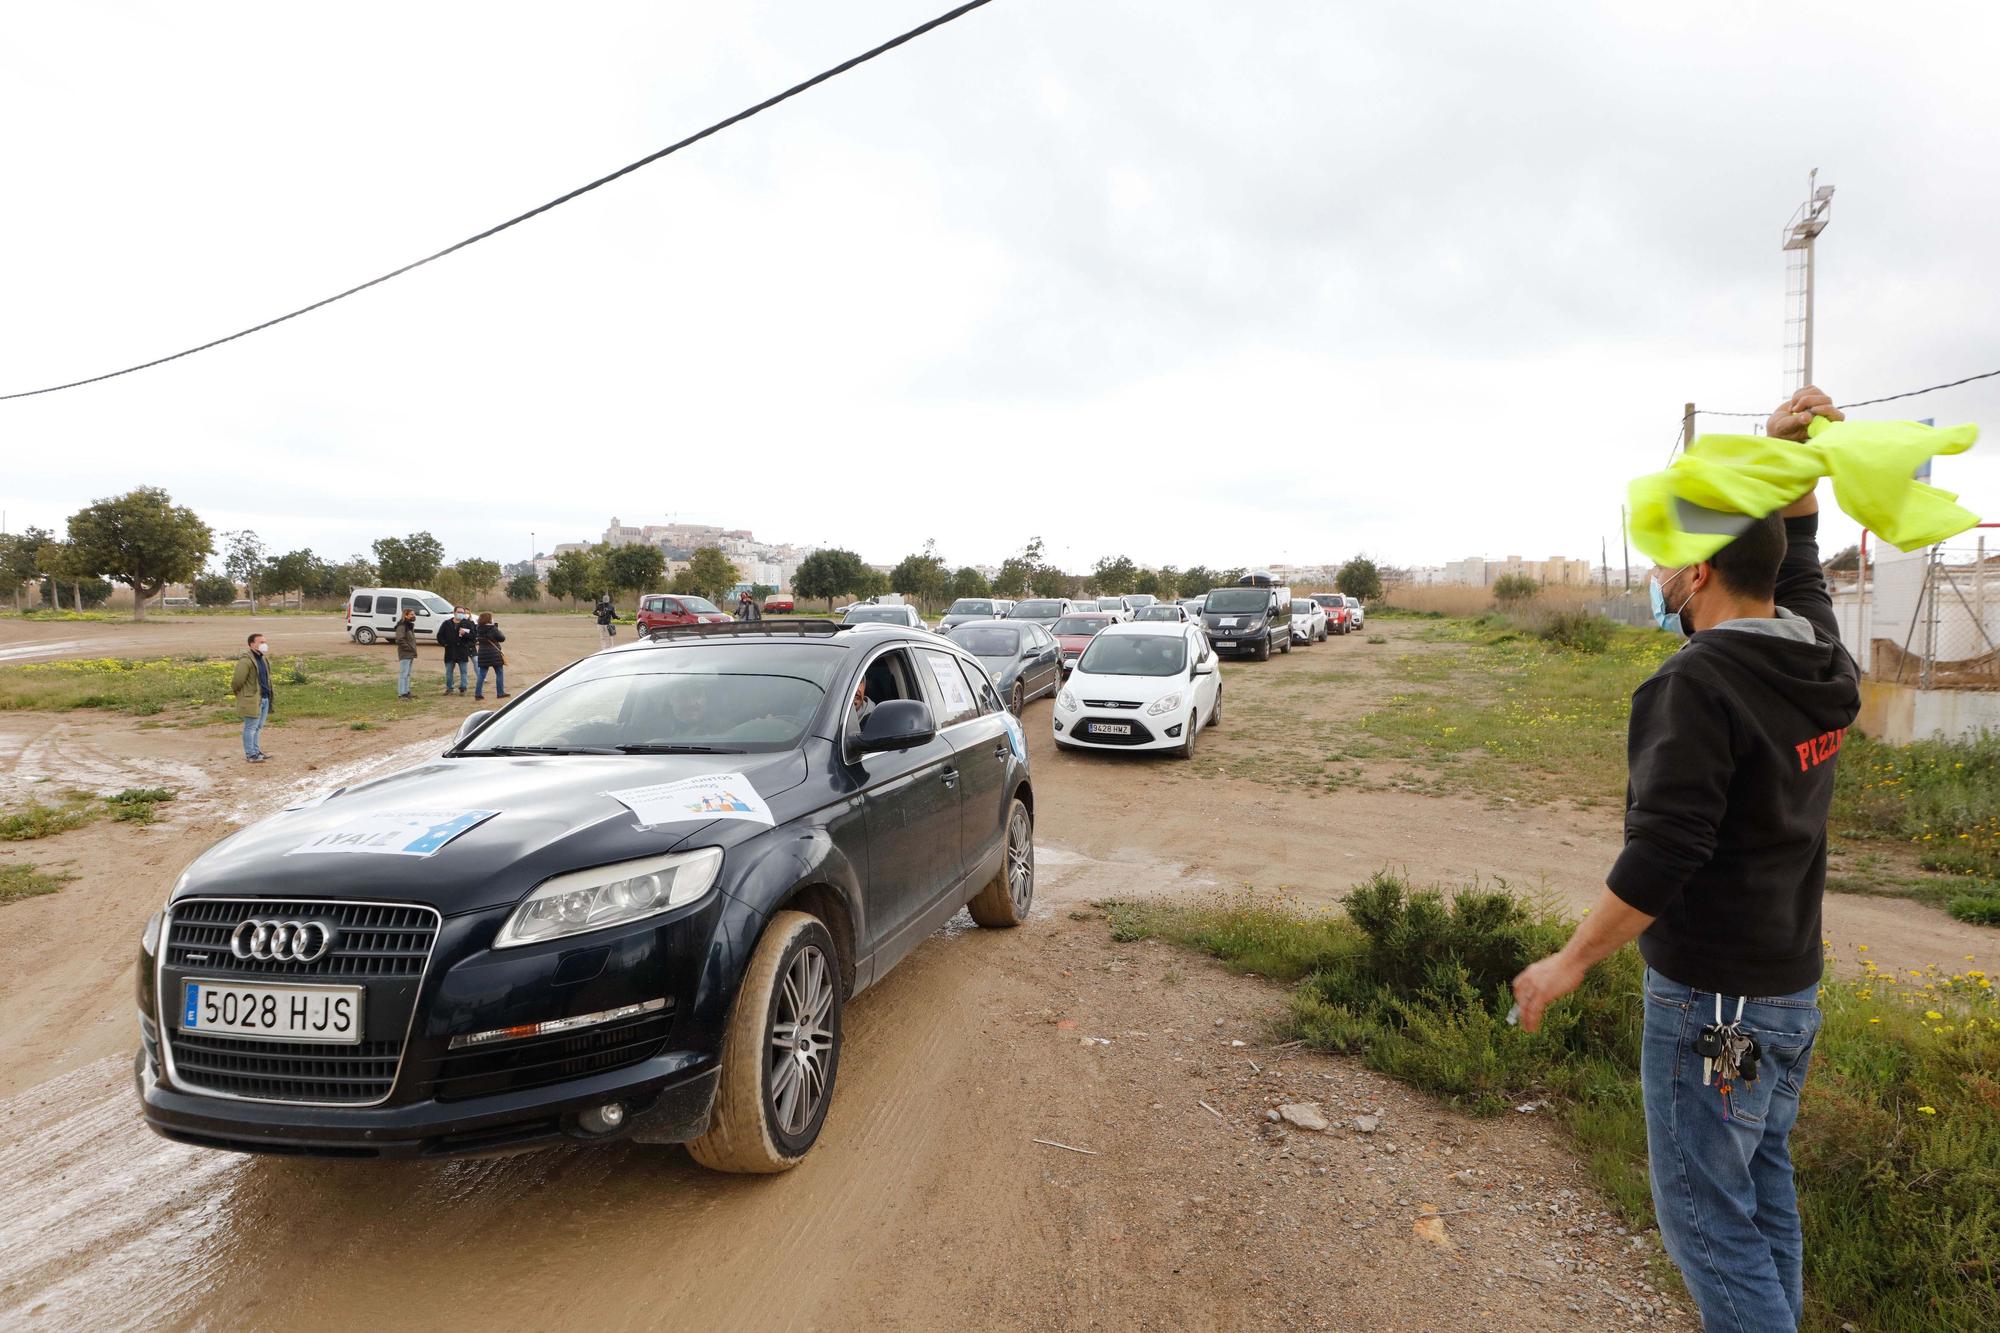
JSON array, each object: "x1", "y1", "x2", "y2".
[
  {"x1": 1708, "y1": 511, "x2": 1786, "y2": 597},
  {"x1": 246, "y1": 632, "x2": 262, "y2": 645}
]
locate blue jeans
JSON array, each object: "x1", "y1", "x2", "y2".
[
  {"x1": 1642, "y1": 966, "x2": 1821, "y2": 1331},
  {"x1": 242, "y1": 696, "x2": 269, "y2": 757},
  {"x1": 475, "y1": 663, "x2": 504, "y2": 698},
  {"x1": 444, "y1": 660, "x2": 469, "y2": 691},
  {"x1": 397, "y1": 657, "x2": 415, "y2": 696}
]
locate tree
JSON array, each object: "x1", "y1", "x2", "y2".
[
  {"x1": 454, "y1": 558, "x2": 502, "y2": 600},
  {"x1": 1091, "y1": 554, "x2": 1138, "y2": 595},
  {"x1": 1491, "y1": 572, "x2": 1539, "y2": 606},
  {"x1": 506, "y1": 571, "x2": 543, "y2": 603},
  {"x1": 677, "y1": 546, "x2": 740, "y2": 603},
  {"x1": 546, "y1": 549, "x2": 596, "y2": 604},
  {"x1": 1825, "y1": 544, "x2": 1861, "y2": 574},
  {"x1": 750, "y1": 583, "x2": 777, "y2": 602},
  {"x1": 35, "y1": 538, "x2": 95, "y2": 611},
  {"x1": 1335, "y1": 556, "x2": 1384, "y2": 603},
  {"x1": 1177, "y1": 566, "x2": 1215, "y2": 599},
  {"x1": 193, "y1": 572, "x2": 238, "y2": 607},
  {"x1": 601, "y1": 544, "x2": 666, "y2": 604},
  {"x1": 371, "y1": 532, "x2": 446, "y2": 588},
  {"x1": 326, "y1": 554, "x2": 376, "y2": 597},
  {"x1": 950, "y1": 566, "x2": 990, "y2": 600},
  {"x1": 67, "y1": 487, "x2": 213, "y2": 620},
  {"x1": 0, "y1": 527, "x2": 54, "y2": 612},
  {"x1": 992, "y1": 556, "x2": 1034, "y2": 599},
  {"x1": 856, "y1": 568, "x2": 892, "y2": 599},
  {"x1": 1030, "y1": 564, "x2": 1071, "y2": 598},
  {"x1": 222, "y1": 529, "x2": 268, "y2": 612},
  {"x1": 891, "y1": 541, "x2": 951, "y2": 613},
  {"x1": 264, "y1": 548, "x2": 333, "y2": 605},
  {"x1": 794, "y1": 548, "x2": 867, "y2": 610}
]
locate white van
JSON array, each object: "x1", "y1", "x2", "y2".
[{"x1": 346, "y1": 587, "x2": 453, "y2": 644}]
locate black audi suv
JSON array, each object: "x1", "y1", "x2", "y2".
[{"x1": 135, "y1": 621, "x2": 1036, "y2": 1171}]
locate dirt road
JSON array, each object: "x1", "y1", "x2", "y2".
[{"x1": 0, "y1": 613, "x2": 1985, "y2": 1329}]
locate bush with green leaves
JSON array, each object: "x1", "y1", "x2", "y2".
[{"x1": 1491, "y1": 572, "x2": 1539, "y2": 605}]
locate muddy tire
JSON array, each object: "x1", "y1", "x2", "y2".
[
  {"x1": 1255, "y1": 636, "x2": 1271, "y2": 662},
  {"x1": 1210, "y1": 686, "x2": 1221, "y2": 727},
  {"x1": 967, "y1": 797, "x2": 1033, "y2": 928},
  {"x1": 1177, "y1": 712, "x2": 1198, "y2": 760},
  {"x1": 1010, "y1": 681, "x2": 1025, "y2": 715},
  {"x1": 686, "y1": 911, "x2": 842, "y2": 1173},
  {"x1": 353, "y1": 627, "x2": 376, "y2": 645}
]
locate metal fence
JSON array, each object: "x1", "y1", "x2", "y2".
[{"x1": 1850, "y1": 527, "x2": 2000, "y2": 690}]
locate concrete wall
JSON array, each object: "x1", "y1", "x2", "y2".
[{"x1": 1857, "y1": 680, "x2": 2000, "y2": 744}]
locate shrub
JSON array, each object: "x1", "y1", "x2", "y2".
[
  {"x1": 1491, "y1": 572, "x2": 1539, "y2": 606},
  {"x1": 193, "y1": 573, "x2": 238, "y2": 607},
  {"x1": 1946, "y1": 892, "x2": 2000, "y2": 926},
  {"x1": 1534, "y1": 609, "x2": 1614, "y2": 654}
]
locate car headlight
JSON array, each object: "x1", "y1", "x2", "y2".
[
  {"x1": 1146, "y1": 691, "x2": 1183, "y2": 716},
  {"x1": 1058, "y1": 689, "x2": 1079, "y2": 711},
  {"x1": 494, "y1": 847, "x2": 724, "y2": 948},
  {"x1": 142, "y1": 911, "x2": 163, "y2": 956}
]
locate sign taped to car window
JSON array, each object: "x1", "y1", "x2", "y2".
[
  {"x1": 607, "y1": 773, "x2": 775, "y2": 828},
  {"x1": 287, "y1": 809, "x2": 499, "y2": 857},
  {"x1": 924, "y1": 653, "x2": 975, "y2": 718}
]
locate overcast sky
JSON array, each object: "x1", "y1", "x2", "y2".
[{"x1": 3, "y1": 0, "x2": 1996, "y2": 577}]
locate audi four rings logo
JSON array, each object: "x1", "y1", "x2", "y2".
[{"x1": 229, "y1": 918, "x2": 338, "y2": 962}]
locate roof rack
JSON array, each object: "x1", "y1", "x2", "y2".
[{"x1": 645, "y1": 619, "x2": 844, "y2": 642}]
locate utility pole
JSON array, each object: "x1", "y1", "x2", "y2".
[
  {"x1": 1620, "y1": 505, "x2": 1631, "y2": 591},
  {"x1": 1682, "y1": 402, "x2": 1696, "y2": 453},
  {"x1": 1782, "y1": 169, "x2": 1835, "y2": 392},
  {"x1": 1601, "y1": 536, "x2": 1609, "y2": 596}
]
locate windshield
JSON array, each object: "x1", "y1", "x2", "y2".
[
  {"x1": 422, "y1": 596, "x2": 453, "y2": 615},
  {"x1": 1010, "y1": 600, "x2": 1065, "y2": 618},
  {"x1": 1077, "y1": 634, "x2": 1187, "y2": 677},
  {"x1": 1205, "y1": 588, "x2": 1268, "y2": 613},
  {"x1": 1051, "y1": 616, "x2": 1109, "y2": 636},
  {"x1": 946, "y1": 599, "x2": 994, "y2": 615},
  {"x1": 1292, "y1": 600, "x2": 1314, "y2": 613},
  {"x1": 949, "y1": 625, "x2": 1021, "y2": 657},
  {"x1": 1135, "y1": 606, "x2": 1178, "y2": 621},
  {"x1": 1127, "y1": 595, "x2": 1156, "y2": 608},
  {"x1": 675, "y1": 596, "x2": 722, "y2": 615},
  {"x1": 843, "y1": 606, "x2": 908, "y2": 624},
  {"x1": 460, "y1": 644, "x2": 846, "y2": 754}
]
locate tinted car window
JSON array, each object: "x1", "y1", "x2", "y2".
[
  {"x1": 423, "y1": 596, "x2": 453, "y2": 615},
  {"x1": 1010, "y1": 600, "x2": 1066, "y2": 618},
  {"x1": 949, "y1": 625, "x2": 1022, "y2": 657},
  {"x1": 679, "y1": 596, "x2": 722, "y2": 615},
  {"x1": 844, "y1": 606, "x2": 910, "y2": 624},
  {"x1": 1205, "y1": 589, "x2": 1268, "y2": 613},
  {"x1": 400, "y1": 597, "x2": 426, "y2": 615},
  {"x1": 1135, "y1": 606, "x2": 1178, "y2": 621},
  {"x1": 1050, "y1": 616, "x2": 1110, "y2": 636},
  {"x1": 1292, "y1": 599, "x2": 1313, "y2": 613},
  {"x1": 462, "y1": 644, "x2": 847, "y2": 754},
  {"x1": 1077, "y1": 634, "x2": 1188, "y2": 677},
  {"x1": 946, "y1": 599, "x2": 994, "y2": 615},
  {"x1": 352, "y1": 594, "x2": 373, "y2": 614}
]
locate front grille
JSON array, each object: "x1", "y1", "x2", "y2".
[
  {"x1": 168, "y1": 1031, "x2": 403, "y2": 1103},
  {"x1": 1082, "y1": 699, "x2": 1141, "y2": 709},
  {"x1": 167, "y1": 899, "x2": 438, "y2": 979},
  {"x1": 1076, "y1": 717, "x2": 1157, "y2": 745},
  {"x1": 432, "y1": 1010, "x2": 674, "y2": 1103}
]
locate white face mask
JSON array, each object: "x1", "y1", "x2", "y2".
[{"x1": 254, "y1": 642, "x2": 268, "y2": 654}]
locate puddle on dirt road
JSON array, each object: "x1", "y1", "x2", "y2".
[{"x1": 0, "y1": 639, "x2": 112, "y2": 664}]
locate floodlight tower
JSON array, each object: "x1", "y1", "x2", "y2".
[{"x1": 1781, "y1": 169, "x2": 1835, "y2": 392}]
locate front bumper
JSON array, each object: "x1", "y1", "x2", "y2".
[
  {"x1": 1204, "y1": 626, "x2": 1269, "y2": 656},
  {"x1": 137, "y1": 889, "x2": 758, "y2": 1159},
  {"x1": 1054, "y1": 707, "x2": 1188, "y2": 751}
]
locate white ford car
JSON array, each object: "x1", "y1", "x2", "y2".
[{"x1": 1052, "y1": 622, "x2": 1220, "y2": 759}]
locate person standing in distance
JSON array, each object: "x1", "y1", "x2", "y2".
[
  {"x1": 594, "y1": 596, "x2": 617, "y2": 646},
  {"x1": 437, "y1": 606, "x2": 474, "y2": 695},
  {"x1": 473, "y1": 611, "x2": 509, "y2": 700},
  {"x1": 394, "y1": 606, "x2": 420, "y2": 700},
  {"x1": 232, "y1": 632, "x2": 275, "y2": 763},
  {"x1": 735, "y1": 590, "x2": 762, "y2": 622},
  {"x1": 1511, "y1": 385, "x2": 1861, "y2": 1331}
]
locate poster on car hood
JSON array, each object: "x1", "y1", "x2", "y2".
[
  {"x1": 286, "y1": 809, "x2": 500, "y2": 857},
  {"x1": 606, "y1": 773, "x2": 775, "y2": 829}
]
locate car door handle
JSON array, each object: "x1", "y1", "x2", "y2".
[
  {"x1": 940, "y1": 767, "x2": 959, "y2": 788},
  {"x1": 992, "y1": 742, "x2": 1010, "y2": 760}
]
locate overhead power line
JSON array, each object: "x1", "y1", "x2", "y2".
[
  {"x1": 1692, "y1": 366, "x2": 2000, "y2": 419},
  {"x1": 0, "y1": 0, "x2": 998, "y2": 403}
]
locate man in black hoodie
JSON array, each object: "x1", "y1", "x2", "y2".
[{"x1": 1513, "y1": 385, "x2": 1861, "y2": 1331}]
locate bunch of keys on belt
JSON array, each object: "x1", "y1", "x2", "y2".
[{"x1": 1694, "y1": 994, "x2": 1761, "y2": 1092}]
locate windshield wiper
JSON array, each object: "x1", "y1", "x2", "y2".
[
  {"x1": 472, "y1": 745, "x2": 620, "y2": 756},
  {"x1": 614, "y1": 743, "x2": 746, "y2": 754}
]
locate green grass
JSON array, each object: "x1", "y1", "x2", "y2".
[
  {"x1": 2, "y1": 787, "x2": 181, "y2": 838},
  {"x1": 0, "y1": 862, "x2": 75, "y2": 904},
  {"x1": 1105, "y1": 879, "x2": 2000, "y2": 1332},
  {"x1": 1832, "y1": 732, "x2": 2000, "y2": 925},
  {"x1": 0, "y1": 652, "x2": 437, "y2": 725}
]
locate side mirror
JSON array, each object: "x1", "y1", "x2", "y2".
[
  {"x1": 455, "y1": 710, "x2": 494, "y2": 743},
  {"x1": 856, "y1": 699, "x2": 937, "y2": 753},
  {"x1": 1194, "y1": 657, "x2": 1216, "y2": 675}
]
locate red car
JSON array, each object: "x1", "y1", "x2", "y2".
[
  {"x1": 1311, "y1": 594, "x2": 1353, "y2": 635},
  {"x1": 762, "y1": 596, "x2": 795, "y2": 614},
  {"x1": 1050, "y1": 612, "x2": 1114, "y2": 673},
  {"x1": 635, "y1": 593, "x2": 732, "y2": 633}
]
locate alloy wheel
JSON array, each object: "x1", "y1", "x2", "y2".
[
  {"x1": 768, "y1": 944, "x2": 835, "y2": 1137},
  {"x1": 1006, "y1": 803, "x2": 1034, "y2": 914}
]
